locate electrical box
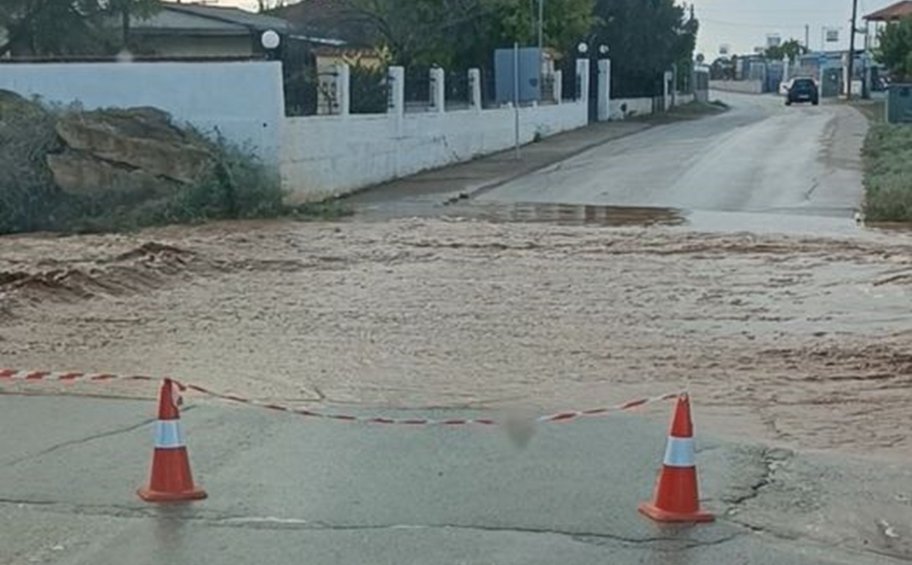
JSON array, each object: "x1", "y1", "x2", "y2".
[
  {"x1": 494, "y1": 47, "x2": 542, "y2": 104},
  {"x1": 887, "y1": 84, "x2": 912, "y2": 124}
]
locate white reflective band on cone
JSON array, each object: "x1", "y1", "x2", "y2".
[
  {"x1": 154, "y1": 420, "x2": 185, "y2": 449},
  {"x1": 663, "y1": 437, "x2": 695, "y2": 467}
]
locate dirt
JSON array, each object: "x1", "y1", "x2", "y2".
[{"x1": 1, "y1": 219, "x2": 910, "y2": 458}]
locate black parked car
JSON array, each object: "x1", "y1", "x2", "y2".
[{"x1": 786, "y1": 78, "x2": 819, "y2": 106}]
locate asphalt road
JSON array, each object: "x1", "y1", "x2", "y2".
[
  {"x1": 479, "y1": 93, "x2": 868, "y2": 219},
  {"x1": 3, "y1": 95, "x2": 907, "y2": 565},
  {"x1": 1, "y1": 394, "x2": 908, "y2": 564}
]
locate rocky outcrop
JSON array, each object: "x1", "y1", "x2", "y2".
[
  {"x1": 46, "y1": 151, "x2": 174, "y2": 198},
  {"x1": 0, "y1": 90, "x2": 47, "y2": 120},
  {"x1": 44, "y1": 107, "x2": 217, "y2": 198}
]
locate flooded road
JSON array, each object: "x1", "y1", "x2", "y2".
[
  {"x1": 2, "y1": 93, "x2": 909, "y2": 460},
  {"x1": 2, "y1": 219, "x2": 910, "y2": 459}
]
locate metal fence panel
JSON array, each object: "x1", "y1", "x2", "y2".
[
  {"x1": 445, "y1": 70, "x2": 470, "y2": 110},
  {"x1": 404, "y1": 66, "x2": 431, "y2": 112},
  {"x1": 350, "y1": 65, "x2": 389, "y2": 114}
]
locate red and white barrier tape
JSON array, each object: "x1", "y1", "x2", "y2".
[
  {"x1": 1, "y1": 368, "x2": 680, "y2": 427},
  {"x1": 0, "y1": 369, "x2": 156, "y2": 384}
]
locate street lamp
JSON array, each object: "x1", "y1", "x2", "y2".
[
  {"x1": 260, "y1": 30, "x2": 281, "y2": 50},
  {"x1": 577, "y1": 42, "x2": 608, "y2": 56}
]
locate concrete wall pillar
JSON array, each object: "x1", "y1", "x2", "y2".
[
  {"x1": 554, "y1": 70, "x2": 563, "y2": 104},
  {"x1": 430, "y1": 67, "x2": 445, "y2": 113},
  {"x1": 336, "y1": 63, "x2": 350, "y2": 116},
  {"x1": 388, "y1": 66, "x2": 405, "y2": 116},
  {"x1": 468, "y1": 68, "x2": 482, "y2": 111},
  {"x1": 663, "y1": 70, "x2": 673, "y2": 111},
  {"x1": 597, "y1": 59, "x2": 611, "y2": 121},
  {"x1": 576, "y1": 59, "x2": 590, "y2": 102}
]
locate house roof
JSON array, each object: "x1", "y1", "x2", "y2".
[
  {"x1": 864, "y1": 1, "x2": 912, "y2": 21},
  {"x1": 132, "y1": 2, "x2": 292, "y2": 35},
  {"x1": 271, "y1": 0, "x2": 379, "y2": 46}
]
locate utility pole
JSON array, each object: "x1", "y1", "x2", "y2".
[
  {"x1": 847, "y1": 0, "x2": 859, "y2": 99},
  {"x1": 514, "y1": 42, "x2": 520, "y2": 160},
  {"x1": 537, "y1": 0, "x2": 544, "y2": 103},
  {"x1": 805, "y1": 24, "x2": 810, "y2": 51}
]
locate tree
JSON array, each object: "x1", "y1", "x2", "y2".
[
  {"x1": 0, "y1": 0, "x2": 159, "y2": 57},
  {"x1": 107, "y1": 0, "x2": 159, "y2": 50},
  {"x1": 343, "y1": 0, "x2": 593, "y2": 68},
  {"x1": 764, "y1": 38, "x2": 806, "y2": 62},
  {"x1": 591, "y1": 0, "x2": 698, "y2": 97},
  {"x1": 258, "y1": 0, "x2": 287, "y2": 13},
  {"x1": 877, "y1": 16, "x2": 912, "y2": 80}
]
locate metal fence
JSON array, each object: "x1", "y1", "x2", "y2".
[
  {"x1": 560, "y1": 60, "x2": 579, "y2": 102},
  {"x1": 281, "y1": 39, "x2": 318, "y2": 116},
  {"x1": 282, "y1": 58, "x2": 580, "y2": 116},
  {"x1": 445, "y1": 70, "x2": 471, "y2": 110},
  {"x1": 404, "y1": 66, "x2": 432, "y2": 112},
  {"x1": 540, "y1": 74, "x2": 557, "y2": 104},
  {"x1": 480, "y1": 67, "x2": 500, "y2": 108},
  {"x1": 284, "y1": 65, "x2": 318, "y2": 117},
  {"x1": 350, "y1": 65, "x2": 390, "y2": 114}
]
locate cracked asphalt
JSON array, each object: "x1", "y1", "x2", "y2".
[{"x1": 1, "y1": 395, "x2": 908, "y2": 564}]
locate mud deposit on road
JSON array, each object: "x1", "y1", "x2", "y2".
[{"x1": 1, "y1": 219, "x2": 910, "y2": 457}]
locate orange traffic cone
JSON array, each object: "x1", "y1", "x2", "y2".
[
  {"x1": 138, "y1": 378, "x2": 207, "y2": 502},
  {"x1": 638, "y1": 394, "x2": 713, "y2": 523}
]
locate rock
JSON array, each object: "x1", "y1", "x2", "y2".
[
  {"x1": 49, "y1": 107, "x2": 216, "y2": 197},
  {"x1": 0, "y1": 90, "x2": 47, "y2": 121},
  {"x1": 46, "y1": 151, "x2": 176, "y2": 198}
]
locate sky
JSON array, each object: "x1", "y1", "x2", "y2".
[{"x1": 213, "y1": 0, "x2": 899, "y2": 57}]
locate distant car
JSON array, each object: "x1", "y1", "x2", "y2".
[{"x1": 786, "y1": 78, "x2": 819, "y2": 106}]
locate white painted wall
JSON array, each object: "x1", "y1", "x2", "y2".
[
  {"x1": 0, "y1": 61, "x2": 284, "y2": 164},
  {"x1": 709, "y1": 80, "x2": 764, "y2": 94},
  {"x1": 610, "y1": 97, "x2": 654, "y2": 119},
  {"x1": 282, "y1": 101, "x2": 588, "y2": 201},
  {"x1": 676, "y1": 93, "x2": 695, "y2": 105}
]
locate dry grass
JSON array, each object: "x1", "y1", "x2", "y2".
[{"x1": 862, "y1": 123, "x2": 912, "y2": 222}]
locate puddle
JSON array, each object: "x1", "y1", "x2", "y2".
[
  {"x1": 349, "y1": 196, "x2": 912, "y2": 243},
  {"x1": 443, "y1": 201, "x2": 687, "y2": 227},
  {"x1": 352, "y1": 200, "x2": 687, "y2": 228}
]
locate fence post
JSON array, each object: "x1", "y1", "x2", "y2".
[
  {"x1": 554, "y1": 70, "x2": 563, "y2": 105},
  {"x1": 430, "y1": 67, "x2": 445, "y2": 113},
  {"x1": 663, "y1": 70, "x2": 673, "y2": 111},
  {"x1": 597, "y1": 59, "x2": 611, "y2": 121},
  {"x1": 469, "y1": 68, "x2": 482, "y2": 111},
  {"x1": 388, "y1": 66, "x2": 404, "y2": 138},
  {"x1": 388, "y1": 66, "x2": 405, "y2": 116},
  {"x1": 335, "y1": 63, "x2": 351, "y2": 116},
  {"x1": 576, "y1": 59, "x2": 590, "y2": 102}
]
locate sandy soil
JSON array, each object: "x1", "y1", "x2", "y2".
[{"x1": 1, "y1": 218, "x2": 911, "y2": 458}]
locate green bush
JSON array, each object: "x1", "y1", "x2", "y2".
[
  {"x1": 0, "y1": 104, "x2": 304, "y2": 235},
  {"x1": 0, "y1": 101, "x2": 61, "y2": 233},
  {"x1": 862, "y1": 124, "x2": 912, "y2": 222}
]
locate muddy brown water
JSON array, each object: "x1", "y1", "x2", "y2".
[{"x1": 1, "y1": 216, "x2": 910, "y2": 459}]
